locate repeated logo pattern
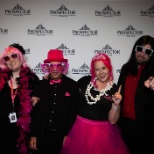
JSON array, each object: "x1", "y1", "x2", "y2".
[{"x1": 1, "y1": 2, "x2": 153, "y2": 81}]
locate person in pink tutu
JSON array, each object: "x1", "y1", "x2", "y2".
[{"x1": 61, "y1": 53, "x2": 130, "y2": 154}]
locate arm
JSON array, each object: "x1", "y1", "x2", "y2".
[
  {"x1": 29, "y1": 137, "x2": 38, "y2": 150},
  {"x1": 31, "y1": 96, "x2": 40, "y2": 106},
  {"x1": 108, "y1": 86, "x2": 122, "y2": 124}
]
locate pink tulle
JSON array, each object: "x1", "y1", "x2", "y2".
[{"x1": 61, "y1": 116, "x2": 130, "y2": 154}]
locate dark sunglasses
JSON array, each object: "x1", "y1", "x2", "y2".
[
  {"x1": 135, "y1": 45, "x2": 153, "y2": 56},
  {"x1": 3, "y1": 53, "x2": 19, "y2": 62}
]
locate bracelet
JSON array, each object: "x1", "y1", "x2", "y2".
[{"x1": 112, "y1": 104, "x2": 120, "y2": 110}]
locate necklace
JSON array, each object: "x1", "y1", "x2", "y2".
[
  {"x1": 85, "y1": 81, "x2": 114, "y2": 105},
  {"x1": 10, "y1": 78, "x2": 18, "y2": 108}
]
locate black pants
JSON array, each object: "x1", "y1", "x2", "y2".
[
  {"x1": 31, "y1": 129, "x2": 63, "y2": 154},
  {"x1": 0, "y1": 129, "x2": 18, "y2": 154},
  {"x1": 119, "y1": 117, "x2": 154, "y2": 154}
]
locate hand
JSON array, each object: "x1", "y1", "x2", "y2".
[
  {"x1": 112, "y1": 85, "x2": 122, "y2": 105},
  {"x1": 63, "y1": 136, "x2": 67, "y2": 146},
  {"x1": 31, "y1": 96, "x2": 40, "y2": 106},
  {"x1": 144, "y1": 76, "x2": 154, "y2": 90},
  {"x1": 29, "y1": 137, "x2": 38, "y2": 150},
  {"x1": 43, "y1": 74, "x2": 49, "y2": 80}
]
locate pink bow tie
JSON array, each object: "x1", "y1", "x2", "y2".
[{"x1": 50, "y1": 79, "x2": 62, "y2": 85}]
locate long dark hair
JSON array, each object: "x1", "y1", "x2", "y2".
[{"x1": 124, "y1": 35, "x2": 154, "y2": 76}]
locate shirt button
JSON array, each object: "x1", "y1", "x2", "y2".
[
  {"x1": 51, "y1": 111, "x2": 54, "y2": 114},
  {"x1": 54, "y1": 94, "x2": 56, "y2": 96},
  {"x1": 50, "y1": 120, "x2": 52, "y2": 122}
]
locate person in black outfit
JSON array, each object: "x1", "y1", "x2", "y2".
[
  {"x1": 0, "y1": 43, "x2": 39, "y2": 154},
  {"x1": 29, "y1": 49, "x2": 79, "y2": 154},
  {"x1": 117, "y1": 35, "x2": 154, "y2": 154},
  {"x1": 61, "y1": 53, "x2": 130, "y2": 154}
]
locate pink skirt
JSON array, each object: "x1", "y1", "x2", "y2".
[{"x1": 61, "y1": 116, "x2": 130, "y2": 154}]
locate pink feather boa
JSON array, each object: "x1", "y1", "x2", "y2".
[{"x1": 0, "y1": 67, "x2": 34, "y2": 154}]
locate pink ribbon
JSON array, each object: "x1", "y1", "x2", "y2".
[{"x1": 50, "y1": 79, "x2": 62, "y2": 85}]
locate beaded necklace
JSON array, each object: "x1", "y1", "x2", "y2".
[{"x1": 85, "y1": 81, "x2": 114, "y2": 105}]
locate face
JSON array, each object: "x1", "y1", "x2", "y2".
[
  {"x1": 135, "y1": 44, "x2": 153, "y2": 65},
  {"x1": 3, "y1": 51, "x2": 22, "y2": 72},
  {"x1": 49, "y1": 61, "x2": 63, "y2": 79},
  {"x1": 94, "y1": 60, "x2": 110, "y2": 83}
]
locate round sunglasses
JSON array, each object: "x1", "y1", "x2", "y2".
[{"x1": 3, "y1": 53, "x2": 19, "y2": 63}]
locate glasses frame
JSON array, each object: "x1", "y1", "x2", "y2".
[
  {"x1": 41, "y1": 62, "x2": 66, "y2": 73},
  {"x1": 3, "y1": 53, "x2": 19, "y2": 63},
  {"x1": 135, "y1": 45, "x2": 153, "y2": 56}
]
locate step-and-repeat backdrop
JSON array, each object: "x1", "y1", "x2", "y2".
[{"x1": 0, "y1": 0, "x2": 154, "y2": 83}]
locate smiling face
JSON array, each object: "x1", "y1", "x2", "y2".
[
  {"x1": 94, "y1": 60, "x2": 110, "y2": 83},
  {"x1": 4, "y1": 51, "x2": 22, "y2": 73},
  {"x1": 49, "y1": 61, "x2": 64, "y2": 79},
  {"x1": 135, "y1": 44, "x2": 152, "y2": 65}
]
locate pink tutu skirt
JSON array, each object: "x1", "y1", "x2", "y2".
[{"x1": 61, "y1": 116, "x2": 130, "y2": 154}]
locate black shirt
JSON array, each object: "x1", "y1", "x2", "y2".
[{"x1": 77, "y1": 76, "x2": 118, "y2": 121}]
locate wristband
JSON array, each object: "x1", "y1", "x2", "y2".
[{"x1": 112, "y1": 104, "x2": 120, "y2": 110}]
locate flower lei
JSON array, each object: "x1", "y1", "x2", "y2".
[
  {"x1": 0, "y1": 67, "x2": 34, "y2": 154},
  {"x1": 85, "y1": 81, "x2": 114, "y2": 105}
]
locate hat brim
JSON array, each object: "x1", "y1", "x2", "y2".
[{"x1": 44, "y1": 58, "x2": 68, "y2": 63}]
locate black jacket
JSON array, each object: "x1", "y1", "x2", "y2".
[
  {"x1": 118, "y1": 64, "x2": 154, "y2": 142},
  {"x1": 30, "y1": 75, "x2": 79, "y2": 145}
]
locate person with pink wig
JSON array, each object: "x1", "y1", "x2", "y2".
[
  {"x1": 61, "y1": 53, "x2": 130, "y2": 154},
  {"x1": 29, "y1": 49, "x2": 80, "y2": 154},
  {"x1": 0, "y1": 43, "x2": 39, "y2": 154}
]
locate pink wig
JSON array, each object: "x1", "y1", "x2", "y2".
[
  {"x1": 90, "y1": 53, "x2": 113, "y2": 85},
  {"x1": 0, "y1": 46, "x2": 28, "y2": 69}
]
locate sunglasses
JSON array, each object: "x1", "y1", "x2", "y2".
[
  {"x1": 41, "y1": 63, "x2": 65, "y2": 73},
  {"x1": 135, "y1": 45, "x2": 153, "y2": 56},
  {"x1": 3, "y1": 53, "x2": 19, "y2": 63}
]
